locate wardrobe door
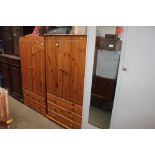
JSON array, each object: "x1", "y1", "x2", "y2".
[
  {"x1": 46, "y1": 36, "x2": 63, "y2": 97},
  {"x1": 20, "y1": 38, "x2": 33, "y2": 91},
  {"x1": 63, "y1": 36, "x2": 87, "y2": 105},
  {"x1": 31, "y1": 37, "x2": 45, "y2": 97}
]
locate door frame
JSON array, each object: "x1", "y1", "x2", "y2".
[
  {"x1": 82, "y1": 26, "x2": 128, "y2": 129},
  {"x1": 110, "y1": 27, "x2": 128, "y2": 128}
]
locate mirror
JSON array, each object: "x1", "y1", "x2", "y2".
[{"x1": 88, "y1": 26, "x2": 123, "y2": 128}]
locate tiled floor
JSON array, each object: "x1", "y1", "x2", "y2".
[{"x1": 8, "y1": 96, "x2": 63, "y2": 129}]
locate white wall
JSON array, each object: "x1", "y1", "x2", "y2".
[
  {"x1": 110, "y1": 27, "x2": 155, "y2": 128},
  {"x1": 96, "y1": 26, "x2": 116, "y2": 37}
]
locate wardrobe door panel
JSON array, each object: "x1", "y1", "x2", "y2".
[
  {"x1": 46, "y1": 37, "x2": 56, "y2": 95},
  {"x1": 46, "y1": 37, "x2": 63, "y2": 97},
  {"x1": 31, "y1": 38, "x2": 45, "y2": 97},
  {"x1": 63, "y1": 36, "x2": 86, "y2": 105},
  {"x1": 20, "y1": 39, "x2": 32, "y2": 91},
  {"x1": 55, "y1": 39, "x2": 63, "y2": 97}
]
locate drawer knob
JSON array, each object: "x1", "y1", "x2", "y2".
[{"x1": 56, "y1": 43, "x2": 59, "y2": 47}]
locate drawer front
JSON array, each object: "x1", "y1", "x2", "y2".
[
  {"x1": 48, "y1": 101, "x2": 82, "y2": 124},
  {"x1": 73, "y1": 104, "x2": 82, "y2": 116},
  {"x1": 54, "y1": 112, "x2": 81, "y2": 129},
  {"x1": 56, "y1": 97, "x2": 73, "y2": 111},
  {"x1": 48, "y1": 110, "x2": 72, "y2": 128},
  {"x1": 48, "y1": 101, "x2": 56, "y2": 111},
  {"x1": 40, "y1": 104, "x2": 46, "y2": 115},
  {"x1": 56, "y1": 97, "x2": 82, "y2": 116},
  {"x1": 55, "y1": 113, "x2": 73, "y2": 128},
  {"x1": 23, "y1": 89, "x2": 31, "y2": 98},
  {"x1": 24, "y1": 95, "x2": 40, "y2": 112},
  {"x1": 47, "y1": 92, "x2": 56, "y2": 103},
  {"x1": 29, "y1": 98, "x2": 41, "y2": 113},
  {"x1": 72, "y1": 122, "x2": 81, "y2": 129},
  {"x1": 72, "y1": 113, "x2": 82, "y2": 124},
  {"x1": 48, "y1": 109, "x2": 56, "y2": 120},
  {"x1": 24, "y1": 95, "x2": 31, "y2": 106},
  {"x1": 23, "y1": 88, "x2": 46, "y2": 105},
  {"x1": 23, "y1": 89, "x2": 46, "y2": 115},
  {"x1": 55, "y1": 104, "x2": 72, "y2": 120}
]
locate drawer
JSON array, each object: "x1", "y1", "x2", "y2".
[
  {"x1": 31, "y1": 94, "x2": 42, "y2": 103},
  {"x1": 23, "y1": 88, "x2": 46, "y2": 105},
  {"x1": 55, "y1": 113, "x2": 73, "y2": 128},
  {"x1": 23, "y1": 95, "x2": 31, "y2": 106},
  {"x1": 48, "y1": 109, "x2": 56, "y2": 120},
  {"x1": 24, "y1": 97, "x2": 40, "y2": 113},
  {"x1": 23, "y1": 89, "x2": 31, "y2": 97},
  {"x1": 47, "y1": 92, "x2": 56, "y2": 103},
  {"x1": 30, "y1": 98, "x2": 41, "y2": 112},
  {"x1": 48, "y1": 101, "x2": 56, "y2": 111},
  {"x1": 47, "y1": 93, "x2": 83, "y2": 116},
  {"x1": 56, "y1": 97, "x2": 73, "y2": 111},
  {"x1": 72, "y1": 113, "x2": 82, "y2": 124},
  {"x1": 48, "y1": 101, "x2": 82, "y2": 124},
  {"x1": 48, "y1": 109, "x2": 81, "y2": 129},
  {"x1": 72, "y1": 122, "x2": 81, "y2": 129},
  {"x1": 73, "y1": 104, "x2": 82, "y2": 116},
  {"x1": 56, "y1": 97, "x2": 82, "y2": 116},
  {"x1": 54, "y1": 113, "x2": 81, "y2": 129},
  {"x1": 24, "y1": 94, "x2": 46, "y2": 115},
  {"x1": 55, "y1": 104, "x2": 72, "y2": 120},
  {"x1": 48, "y1": 110, "x2": 72, "y2": 128},
  {"x1": 40, "y1": 104, "x2": 46, "y2": 115}
]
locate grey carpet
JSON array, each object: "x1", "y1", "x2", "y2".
[{"x1": 8, "y1": 96, "x2": 63, "y2": 129}]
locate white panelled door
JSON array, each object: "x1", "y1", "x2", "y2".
[{"x1": 111, "y1": 27, "x2": 155, "y2": 128}]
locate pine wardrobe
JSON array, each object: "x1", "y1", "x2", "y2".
[
  {"x1": 20, "y1": 35, "x2": 46, "y2": 115},
  {"x1": 20, "y1": 34, "x2": 87, "y2": 128}
]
